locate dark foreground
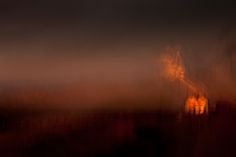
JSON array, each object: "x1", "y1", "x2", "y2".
[{"x1": 0, "y1": 102, "x2": 236, "y2": 157}]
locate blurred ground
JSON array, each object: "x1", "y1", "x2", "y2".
[{"x1": 0, "y1": 101, "x2": 236, "y2": 157}]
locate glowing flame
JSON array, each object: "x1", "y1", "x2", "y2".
[
  {"x1": 161, "y1": 47, "x2": 208, "y2": 115},
  {"x1": 185, "y1": 95, "x2": 208, "y2": 115}
]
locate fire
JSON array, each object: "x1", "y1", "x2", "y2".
[
  {"x1": 161, "y1": 47, "x2": 208, "y2": 115},
  {"x1": 185, "y1": 95, "x2": 208, "y2": 115}
]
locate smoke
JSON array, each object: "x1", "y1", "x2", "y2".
[
  {"x1": 163, "y1": 45, "x2": 236, "y2": 104},
  {"x1": 0, "y1": 24, "x2": 235, "y2": 110}
]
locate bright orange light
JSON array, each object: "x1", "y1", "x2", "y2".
[
  {"x1": 185, "y1": 95, "x2": 208, "y2": 115},
  {"x1": 161, "y1": 47, "x2": 209, "y2": 115},
  {"x1": 198, "y1": 95, "x2": 208, "y2": 114},
  {"x1": 185, "y1": 96, "x2": 197, "y2": 114}
]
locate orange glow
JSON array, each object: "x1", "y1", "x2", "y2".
[
  {"x1": 161, "y1": 47, "x2": 185, "y2": 81},
  {"x1": 185, "y1": 95, "x2": 208, "y2": 115},
  {"x1": 198, "y1": 95, "x2": 208, "y2": 114},
  {"x1": 161, "y1": 47, "x2": 208, "y2": 115},
  {"x1": 185, "y1": 96, "x2": 197, "y2": 114}
]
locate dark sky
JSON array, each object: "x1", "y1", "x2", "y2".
[
  {"x1": 0, "y1": 0, "x2": 234, "y2": 57},
  {"x1": 0, "y1": 0, "x2": 235, "y2": 109},
  {"x1": 1, "y1": 1, "x2": 235, "y2": 22},
  {"x1": 0, "y1": 0, "x2": 235, "y2": 38}
]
